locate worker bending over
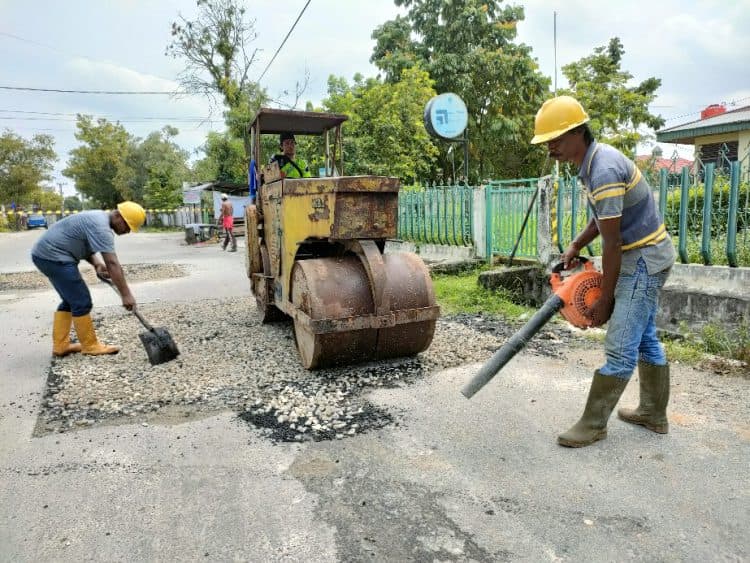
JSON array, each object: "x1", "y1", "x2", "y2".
[{"x1": 31, "y1": 201, "x2": 146, "y2": 357}]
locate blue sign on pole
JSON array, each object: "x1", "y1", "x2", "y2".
[{"x1": 424, "y1": 93, "x2": 468, "y2": 139}]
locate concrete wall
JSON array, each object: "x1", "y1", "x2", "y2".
[
  {"x1": 475, "y1": 260, "x2": 749, "y2": 336},
  {"x1": 659, "y1": 263, "x2": 750, "y2": 333}
]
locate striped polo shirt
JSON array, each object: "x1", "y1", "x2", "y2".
[{"x1": 578, "y1": 141, "x2": 675, "y2": 275}]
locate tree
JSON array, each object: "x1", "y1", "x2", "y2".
[
  {"x1": 63, "y1": 115, "x2": 134, "y2": 208},
  {"x1": 28, "y1": 189, "x2": 63, "y2": 211},
  {"x1": 63, "y1": 195, "x2": 83, "y2": 211},
  {"x1": 0, "y1": 130, "x2": 56, "y2": 206},
  {"x1": 560, "y1": 37, "x2": 664, "y2": 157},
  {"x1": 371, "y1": 0, "x2": 550, "y2": 180},
  {"x1": 166, "y1": 0, "x2": 269, "y2": 153},
  {"x1": 192, "y1": 131, "x2": 247, "y2": 183},
  {"x1": 127, "y1": 127, "x2": 191, "y2": 209},
  {"x1": 313, "y1": 69, "x2": 438, "y2": 183}
]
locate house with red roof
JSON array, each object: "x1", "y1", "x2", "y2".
[
  {"x1": 636, "y1": 152, "x2": 694, "y2": 175},
  {"x1": 656, "y1": 104, "x2": 750, "y2": 165}
]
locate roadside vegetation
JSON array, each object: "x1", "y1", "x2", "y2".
[{"x1": 433, "y1": 266, "x2": 749, "y2": 374}]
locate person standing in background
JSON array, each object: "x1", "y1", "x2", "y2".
[{"x1": 220, "y1": 194, "x2": 236, "y2": 252}]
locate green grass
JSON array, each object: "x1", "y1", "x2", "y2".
[{"x1": 431, "y1": 266, "x2": 536, "y2": 319}]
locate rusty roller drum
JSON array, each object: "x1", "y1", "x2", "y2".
[{"x1": 290, "y1": 251, "x2": 438, "y2": 369}]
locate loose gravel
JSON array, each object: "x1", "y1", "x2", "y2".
[
  {"x1": 0, "y1": 263, "x2": 188, "y2": 291},
  {"x1": 34, "y1": 296, "x2": 587, "y2": 442}
]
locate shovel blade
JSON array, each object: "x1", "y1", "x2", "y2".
[{"x1": 139, "y1": 327, "x2": 180, "y2": 365}]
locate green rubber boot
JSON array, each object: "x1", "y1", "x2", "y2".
[
  {"x1": 617, "y1": 362, "x2": 670, "y2": 434},
  {"x1": 558, "y1": 371, "x2": 629, "y2": 448}
]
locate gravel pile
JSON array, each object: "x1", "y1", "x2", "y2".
[
  {"x1": 36, "y1": 297, "x2": 585, "y2": 441},
  {"x1": 0, "y1": 263, "x2": 188, "y2": 291}
]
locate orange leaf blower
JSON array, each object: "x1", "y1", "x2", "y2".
[{"x1": 461, "y1": 257, "x2": 602, "y2": 399}]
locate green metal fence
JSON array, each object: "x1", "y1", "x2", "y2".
[
  {"x1": 398, "y1": 183, "x2": 473, "y2": 246},
  {"x1": 397, "y1": 150, "x2": 749, "y2": 267},
  {"x1": 658, "y1": 147, "x2": 749, "y2": 266},
  {"x1": 554, "y1": 148, "x2": 749, "y2": 266},
  {"x1": 485, "y1": 178, "x2": 539, "y2": 261}
]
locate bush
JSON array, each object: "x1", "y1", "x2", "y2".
[{"x1": 664, "y1": 176, "x2": 748, "y2": 236}]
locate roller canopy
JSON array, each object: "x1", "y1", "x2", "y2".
[{"x1": 249, "y1": 108, "x2": 348, "y2": 136}]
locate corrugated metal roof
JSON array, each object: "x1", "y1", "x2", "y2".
[{"x1": 656, "y1": 105, "x2": 750, "y2": 144}]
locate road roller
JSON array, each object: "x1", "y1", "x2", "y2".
[{"x1": 245, "y1": 108, "x2": 440, "y2": 369}]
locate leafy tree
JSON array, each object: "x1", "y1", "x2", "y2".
[
  {"x1": 0, "y1": 130, "x2": 56, "y2": 206},
  {"x1": 166, "y1": 0, "x2": 269, "y2": 153},
  {"x1": 63, "y1": 195, "x2": 83, "y2": 211},
  {"x1": 313, "y1": 68, "x2": 438, "y2": 183},
  {"x1": 371, "y1": 0, "x2": 550, "y2": 180},
  {"x1": 559, "y1": 37, "x2": 664, "y2": 157},
  {"x1": 128, "y1": 127, "x2": 191, "y2": 208},
  {"x1": 28, "y1": 189, "x2": 63, "y2": 211},
  {"x1": 63, "y1": 115, "x2": 134, "y2": 208},
  {"x1": 369, "y1": 17, "x2": 418, "y2": 84},
  {"x1": 193, "y1": 131, "x2": 247, "y2": 183}
]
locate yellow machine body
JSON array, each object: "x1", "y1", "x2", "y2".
[{"x1": 246, "y1": 108, "x2": 440, "y2": 369}]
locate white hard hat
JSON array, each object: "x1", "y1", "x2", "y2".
[{"x1": 221, "y1": 193, "x2": 228, "y2": 200}]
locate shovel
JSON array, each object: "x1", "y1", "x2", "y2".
[{"x1": 97, "y1": 274, "x2": 180, "y2": 365}]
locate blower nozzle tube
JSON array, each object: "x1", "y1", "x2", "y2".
[{"x1": 461, "y1": 294, "x2": 564, "y2": 399}]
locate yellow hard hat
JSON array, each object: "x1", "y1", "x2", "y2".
[
  {"x1": 530, "y1": 95, "x2": 590, "y2": 144},
  {"x1": 116, "y1": 201, "x2": 146, "y2": 232}
]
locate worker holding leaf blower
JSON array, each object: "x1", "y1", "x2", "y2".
[
  {"x1": 31, "y1": 201, "x2": 146, "y2": 357},
  {"x1": 530, "y1": 96, "x2": 675, "y2": 448}
]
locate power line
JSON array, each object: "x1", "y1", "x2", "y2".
[
  {"x1": 0, "y1": 116, "x2": 222, "y2": 124},
  {"x1": 257, "y1": 0, "x2": 312, "y2": 83},
  {"x1": 0, "y1": 85, "x2": 184, "y2": 95},
  {"x1": 0, "y1": 109, "x2": 221, "y2": 123},
  {"x1": 661, "y1": 96, "x2": 750, "y2": 123},
  {"x1": 0, "y1": 30, "x2": 182, "y2": 87},
  {"x1": 0, "y1": 109, "x2": 212, "y2": 119}
]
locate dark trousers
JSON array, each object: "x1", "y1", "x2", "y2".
[
  {"x1": 32, "y1": 255, "x2": 93, "y2": 316},
  {"x1": 222, "y1": 228, "x2": 236, "y2": 249}
]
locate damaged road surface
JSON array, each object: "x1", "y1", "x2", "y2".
[{"x1": 1, "y1": 231, "x2": 748, "y2": 562}]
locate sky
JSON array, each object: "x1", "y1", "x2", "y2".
[{"x1": 2, "y1": 0, "x2": 749, "y2": 196}]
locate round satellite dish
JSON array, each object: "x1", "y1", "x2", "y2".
[{"x1": 424, "y1": 93, "x2": 468, "y2": 139}]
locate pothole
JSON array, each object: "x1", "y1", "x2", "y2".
[{"x1": 34, "y1": 297, "x2": 585, "y2": 441}]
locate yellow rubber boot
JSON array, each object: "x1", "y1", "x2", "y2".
[
  {"x1": 52, "y1": 311, "x2": 82, "y2": 357},
  {"x1": 72, "y1": 314, "x2": 119, "y2": 355},
  {"x1": 617, "y1": 362, "x2": 670, "y2": 434}
]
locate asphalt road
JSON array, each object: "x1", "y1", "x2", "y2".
[{"x1": 1, "y1": 229, "x2": 748, "y2": 562}]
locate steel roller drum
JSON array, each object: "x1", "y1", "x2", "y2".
[{"x1": 290, "y1": 252, "x2": 437, "y2": 369}]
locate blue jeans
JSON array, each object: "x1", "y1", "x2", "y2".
[
  {"x1": 32, "y1": 255, "x2": 93, "y2": 316},
  {"x1": 599, "y1": 258, "x2": 670, "y2": 379}
]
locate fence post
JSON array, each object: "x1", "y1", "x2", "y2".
[
  {"x1": 659, "y1": 168, "x2": 668, "y2": 220},
  {"x1": 726, "y1": 161, "x2": 740, "y2": 267},
  {"x1": 536, "y1": 175, "x2": 555, "y2": 269},
  {"x1": 678, "y1": 166, "x2": 690, "y2": 263},
  {"x1": 472, "y1": 185, "x2": 487, "y2": 260},
  {"x1": 701, "y1": 163, "x2": 715, "y2": 265}
]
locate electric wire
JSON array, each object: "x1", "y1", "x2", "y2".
[{"x1": 256, "y1": 0, "x2": 311, "y2": 83}]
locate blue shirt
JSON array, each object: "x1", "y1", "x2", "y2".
[
  {"x1": 31, "y1": 211, "x2": 115, "y2": 263},
  {"x1": 578, "y1": 141, "x2": 675, "y2": 275}
]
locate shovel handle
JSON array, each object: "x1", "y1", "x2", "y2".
[{"x1": 96, "y1": 274, "x2": 155, "y2": 332}]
